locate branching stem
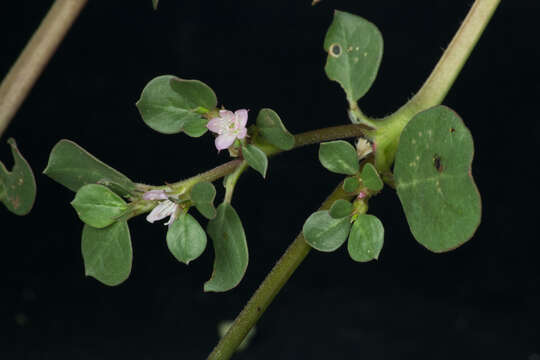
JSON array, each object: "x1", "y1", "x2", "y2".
[{"x1": 207, "y1": 0, "x2": 501, "y2": 358}]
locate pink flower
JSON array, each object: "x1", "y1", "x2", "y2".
[
  {"x1": 143, "y1": 190, "x2": 179, "y2": 225},
  {"x1": 207, "y1": 109, "x2": 248, "y2": 151}
]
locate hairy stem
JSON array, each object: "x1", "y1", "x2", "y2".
[
  {"x1": 207, "y1": 181, "x2": 357, "y2": 360},
  {"x1": 207, "y1": 0, "x2": 500, "y2": 358},
  {"x1": 0, "y1": 0, "x2": 88, "y2": 137},
  {"x1": 293, "y1": 123, "x2": 369, "y2": 149},
  {"x1": 170, "y1": 123, "x2": 369, "y2": 192},
  {"x1": 408, "y1": 0, "x2": 501, "y2": 112},
  {"x1": 370, "y1": 0, "x2": 501, "y2": 172}
]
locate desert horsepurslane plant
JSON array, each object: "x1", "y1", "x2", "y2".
[{"x1": 0, "y1": 0, "x2": 495, "y2": 358}]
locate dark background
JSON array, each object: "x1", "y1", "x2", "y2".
[{"x1": 1, "y1": 1, "x2": 539, "y2": 359}]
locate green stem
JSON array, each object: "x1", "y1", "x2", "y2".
[
  {"x1": 207, "y1": 1, "x2": 500, "y2": 358},
  {"x1": 207, "y1": 181, "x2": 358, "y2": 360},
  {"x1": 224, "y1": 161, "x2": 248, "y2": 204},
  {"x1": 293, "y1": 123, "x2": 369, "y2": 149},
  {"x1": 0, "y1": 0, "x2": 88, "y2": 137},
  {"x1": 168, "y1": 123, "x2": 370, "y2": 192},
  {"x1": 370, "y1": 0, "x2": 501, "y2": 172}
]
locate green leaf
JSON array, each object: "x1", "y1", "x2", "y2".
[
  {"x1": 303, "y1": 210, "x2": 352, "y2": 252},
  {"x1": 183, "y1": 117, "x2": 209, "y2": 137},
  {"x1": 44, "y1": 139, "x2": 135, "y2": 195},
  {"x1": 343, "y1": 176, "x2": 360, "y2": 193},
  {"x1": 167, "y1": 213, "x2": 207, "y2": 264},
  {"x1": 205, "y1": 203, "x2": 248, "y2": 292},
  {"x1": 152, "y1": 0, "x2": 158, "y2": 10},
  {"x1": 360, "y1": 162, "x2": 383, "y2": 191},
  {"x1": 347, "y1": 214, "x2": 384, "y2": 262},
  {"x1": 323, "y1": 11, "x2": 383, "y2": 103},
  {"x1": 255, "y1": 108, "x2": 295, "y2": 150},
  {"x1": 82, "y1": 221, "x2": 132, "y2": 286},
  {"x1": 0, "y1": 138, "x2": 36, "y2": 215},
  {"x1": 329, "y1": 199, "x2": 353, "y2": 219},
  {"x1": 190, "y1": 181, "x2": 217, "y2": 219},
  {"x1": 136, "y1": 75, "x2": 217, "y2": 135},
  {"x1": 319, "y1": 140, "x2": 359, "y2": 175},
  {"x1": 394, "y1": 105, "x2": 481, "y2": 253},
  {"x1": 71, "y1": 184, "x2": 128, "y2": 228},
  {"x1": 242, "y1": 145, "x2": 268, "y2": 178}
]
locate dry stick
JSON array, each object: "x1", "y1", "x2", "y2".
[{"x1": 0, "y1": 0, "x2": 88, "y2": 137}]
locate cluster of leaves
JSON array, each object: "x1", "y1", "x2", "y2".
[
  {"x1": 302, "y1": 11, "x2": 481, "y2": 257},
  {"x1": 43, "y1": 74, "x2": 295, "y2": 291},
  {"x1": 23, "y1": 9, "x2": 481, "y2": 294}
]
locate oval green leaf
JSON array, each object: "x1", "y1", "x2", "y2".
[
  {"x1": 360, "y1": 162, "x2": 383, "y2": 192},
  {"x1": 136, "y1": 75, "x2": 217, "y2": 134},
  {"x1": 242, "y1": 145, "x2": 268, "y2": 178},
  {"x1": 255, "y1": 108, "x2": 295, "y2": 151},
  {"x1": 167, "y1": 213, "x2": 207, "y2": 264},
  {"x1": 71, "y1": 184, "x2": 128, "y2": 228},
  {"x1": 329, "y1": 199, "x2": 353, "y2": 219},
  {"x1": 394, "y1": 105, "x2": 481, "y2": 253},
  {"x1": 303, "y1": 210, "x2": 352, "y2": 252},
  {"x1": 347, "y1": 214, "x2": 384, "y2": 262},
  {"x1": 319, "y1": 140, "x2": 359, "y2": 175},
  {"x1": 44, "y1": 139, "x2": 135, "y2": 195},
  {"x1": 343, "y1": 176, "x2": 360, "y2": 193},
  {"x1": 190, "y1": 181, "x2": 217, "y2": 219},
  {"x1": 205, "y1": 203, "x2": 248, "y2": 292},
  {"x1": 0, "y1": 138, "x2": 36, "y2": 215},
  {"x1": 323, "y1": 11, "x2": 383, "y2": 103},
  {"x1": 183, "y1": 117, "x2": 209, "y2": 138},
  {"x1": 82, "y1": 221, "x2": 132, "y2": 286}
]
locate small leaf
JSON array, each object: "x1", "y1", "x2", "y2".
[
  {"x1": 347, "y1": 214, "x2": 384, "y2": 262},
  {"x1": 152, "y1": 0, "x2": 159, "y2": 10},
  {"x1": 71, "y1": 184, "x2": 128, "y2": 228},
  {"x1": 183, "y1": 117, "x2": 209, "y2": 137},
  {"x1": 44, "y1": 139, "x2": 135, "y2": 195},
  {"x1": 329, "y1": 199, "x2": 353, "y2": 219},
  {"x1": 242, "y1": 145, "x2": 268, "y2": 178},
  {"x1": 394, "y1": 105, "x2": 481, "y2": 253},
  {"x1": 324, "y1": 11, "x2": 383, "y2": 103},
  {"x1": 205, "y1": 203, "x2": 248, "y2": 292},
  {"x1": 343, "y1": 176, "x2": 360, "y2": 193},
  {"x1": 255, "y1": 108, "x2": 295, "y2": 150},
  {"x1": 303, "y1": 210, "x2": 352, "y2": 252},
  {"x1": 319, "y1": 140, "x2": 359, "y2": 175},
  {"x1": 360, "y1": 163, "x2": 383, "y2": 191},
  {"x1": 191, "y1": 181, "x2": 217, "y2": 219},
  {"x1": 136, "y1": 75, "x2": 217, "y2": 135},
  {"x1": 167, "y1": 213, "x2": 207, "y2": 264},
  {"x1": 0, "y1": 138, "x2": 36, "y2": 215},
  {"x1": 82, "y1": 221, "x2": 132, "y2": 286}
]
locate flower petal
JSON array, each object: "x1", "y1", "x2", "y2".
[
  {"x1": 142, "y1": 189, "x2": 168, "y2": 201},
  {"x1": 207, "y1": 117, "x2": 225, "y2": 134},
  {"x1": 236, "y1": 127, "x2": 247, "y2": 139},
  {"x1": 235, "y1": 109, "x2": 248, "y2": 127},
  {"x1": 215, "y1": 133, "x2": 236, "y2": 151},
  {"x1": 146, "y1": 200, "x2": 177, "y2": 223},
  {"x1": 219, "y1": 110, "x2": 234, "y2": 122}
]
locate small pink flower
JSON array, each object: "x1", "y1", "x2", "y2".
[
  {"x1": 357, "y1": 191, "x2": 367, "y2": 199},
  {"x1": 207, "y1": 109, "x2": 248, "y2": 151},
  {"x1": 143, "y1": 190, "x2": 178, "y2": 225},
  {"x1": 146, "y1": 200, "x2": 179, "y2": 225}
]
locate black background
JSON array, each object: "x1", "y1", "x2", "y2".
[{"x1": 2, "y1": 1, "x2": 539, "y2": 359}]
